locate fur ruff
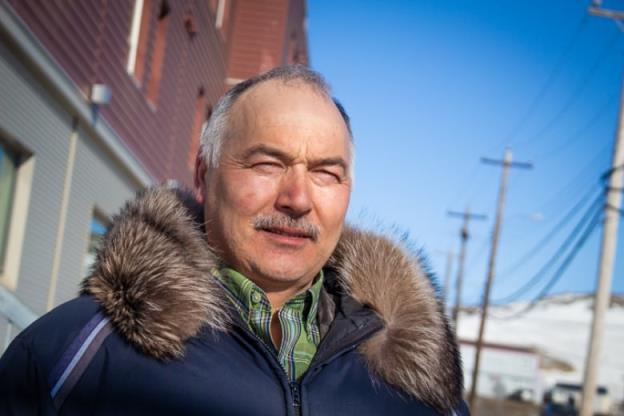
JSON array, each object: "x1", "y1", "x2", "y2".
[{"x1": 82, "y1": 187, "x2": 463, "y2": 412}]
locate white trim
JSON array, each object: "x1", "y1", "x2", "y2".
[
  {"x1": 215, "y1": 0, "x2": 226, "y2": 29},
  {"x1": 225, "y1": 77, "x2": 243, "y2": 86},
  {"x1": 0, "y1": 153, "x2": 34, "y2": 291},
  {"x1": 46, "y1": 126, "x2": 78, "y2": 311},
  {"x1": 0, "y1": 3, "x2": 153, "y2": 187},
  {"x1": 126, "y1": 0, "x2": 144, "y2": 74}
]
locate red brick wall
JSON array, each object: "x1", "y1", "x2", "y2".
[
  {"x1": 225, "y1": 0, "x2": 308, "y2": 87},
  {"x1": 9, "y1": 0, "x2": 308, "y2": 187},
  {"x1": 9, "y1": 0, "x2": 227, "y2": 186}
]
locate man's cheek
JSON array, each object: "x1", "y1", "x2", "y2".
[{"x1": 229, "y1": 178, "x2": 277, "y2": 212}]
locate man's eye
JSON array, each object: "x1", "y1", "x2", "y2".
[
  {"x1": 252, "y1": 162, "x2": 283, "y2": 173},
  {"x1": 312, "y1": 170, "x2": 341, "y2": 184}
]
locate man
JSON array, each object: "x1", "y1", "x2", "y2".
[{"x1": 0, "y1": 66, "x2": 468, "y2": 415}]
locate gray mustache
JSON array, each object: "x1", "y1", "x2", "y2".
[{"x1": 253, "y1": 214, "x2": 320, "y2": 241}]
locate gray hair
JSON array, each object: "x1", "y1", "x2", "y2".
[{"x1": 199, "y1": 65, "x2": 353, "y2": 169}]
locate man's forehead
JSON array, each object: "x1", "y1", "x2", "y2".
[
  {"x1": 235, "y1": 79, "x2": 329, "y2": 112},
  {"x1": 228, "y1": 81, "x2": 347, "y2": 139}
]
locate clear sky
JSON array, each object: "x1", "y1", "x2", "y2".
[{"x1": 307, "y1": 0, "x2": 624, "y2": 305}]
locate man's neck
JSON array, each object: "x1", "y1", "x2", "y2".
[{"x1": 265, "y1": 282, "x2": 313, "y2": 312}]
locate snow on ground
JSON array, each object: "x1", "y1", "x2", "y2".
[{"x1": 457, "y1": 295, "x2": 624, "y2": 403}]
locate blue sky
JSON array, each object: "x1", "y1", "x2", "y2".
[{"x1": 307, "y1": 0, "x2": 624, "y2": 305}]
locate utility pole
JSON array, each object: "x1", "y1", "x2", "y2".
[
  {"x1": 581, "y1": 5, "x2": 624, "y2": 415},
  {"x1": 468, "y1": 149, "x2": 532, "y2": 409},
  {"x1": 435, "y1": 248, "x2": 455, "y2": 305},
  {"x1": 447, "y1": 209, "x2": 486, "y2": 331},
  {"x1": 443, "y1": 249, "x2": 454, "y2": 305}
]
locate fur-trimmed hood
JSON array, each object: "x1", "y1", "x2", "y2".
[{"x1": 82, "y1": 187, "x2": 463, "y2": 412}]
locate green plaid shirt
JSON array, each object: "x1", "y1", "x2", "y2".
[{"x1": 213, "y1": 268, "x2": 323, "y2": 381}]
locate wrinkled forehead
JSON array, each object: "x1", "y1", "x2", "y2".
[
  {"x1": 226, "y1": 80, "x2": 352, "y2": 157},
  {"x1": 233, "y1": 79, "x2": 336, "y2": 123}
]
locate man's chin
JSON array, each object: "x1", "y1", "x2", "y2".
[{"x1": 249, "y1": 261, "x2": 319, "y2": 286}]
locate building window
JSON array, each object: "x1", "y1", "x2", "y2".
[
  {"x1": 127, "y1": 0, "x2": 151, "y2": 82},
  {"x1": 188, "y1": 88, "x2": 211, "y2": 169},
  {"x1": 0, "y1": 143, "x2": 19, "y2": 270},
  {"x1": 146, "y1": 0, "x2": 170, "y2": 104},
  {"x1": 0, "y1": 138, "x2": 34, "y2": 289},
  {"x1": 83, "y1": 212, "x2": 108, "y2": 277},
  {"x1": 209, "y1": 0, "x2": 219, "y2": 14},
  {"x1": 215, "y1": 0, "x2": 231, "y2": 39}
]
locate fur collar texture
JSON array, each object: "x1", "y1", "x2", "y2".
[{"x1": 82, "y1": 187, "x2": 463, "y2": 412}]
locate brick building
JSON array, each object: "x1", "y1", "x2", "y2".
[{"x1": 0, "y1": 0, "x2": 308, "y2": 344}]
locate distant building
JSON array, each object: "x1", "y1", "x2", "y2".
[
  {"x1": 0, "y1": 0, "x2": 308, "y2": 345},
  {"x1": 460, "y1": 339, "x2": 543, "y2": 404}
]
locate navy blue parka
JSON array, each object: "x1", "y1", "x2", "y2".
[{"x1": 0, "y1": 188, "x2": 469, "y2": 415}]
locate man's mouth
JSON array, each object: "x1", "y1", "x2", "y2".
[{"x1": 260, "y1": 226, "x2": 314, "y2": 240}]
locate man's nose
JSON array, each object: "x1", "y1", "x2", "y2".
[{"x1": 275, "y1": 166, "x2": 312, "y2": 218}]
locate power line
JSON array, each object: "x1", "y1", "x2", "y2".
[
  {"x1": 492, "y1": 201, "x2": 603, "y2": 320},
  {"x1": 606, "y1": 203, "x2": 624, "y2": 215},
  {"x1": 535, "y1": 141, "x2": 611, "y2": 214},
  {"x1": 493, "y1": 192, "x2": 603, "y2": 304},
  {"x1": 500, "y1": 15, "x2": 590, "y2": 148},
  {"x1": 514, "y1": 28, "x2": 621, "y2": 149},
  {"x1": 534, "y1": 91, "x2": 618, "y2": 160},
  {"x1": 494, "y1": 184, "x2": 602, "y2": 285}
]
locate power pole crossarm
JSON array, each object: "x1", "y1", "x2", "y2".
[
  {"x1": 480, "y1": 157, "x2": 533, "y2": 170},
  {"x1": 588, "y1": 6, "x2": 624, "y2": 20},
  {"x1": 468, "y1": 149, "x2": 532, "y2": 410}
]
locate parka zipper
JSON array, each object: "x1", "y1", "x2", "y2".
[
  {"x1": 231, "y1": 321, "x2": 303, "y2": 415},
  {"x1": 231, "y1": 309, "x2": 384, "y2": 416},
  {"x1": 289, "y1": 381, "x2": 302, "y2": 416}
]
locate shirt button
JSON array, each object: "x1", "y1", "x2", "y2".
[{"x1": 251, "y1": 291, "x2": 262, "y2": 304}]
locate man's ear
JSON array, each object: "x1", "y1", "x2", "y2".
[{"x1": 194, "y1": 153, "x2": 207, "y2": 204}]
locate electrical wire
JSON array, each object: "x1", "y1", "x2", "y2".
[
  {"x1": 534, "y1": 91, "x2": 618, "y2": 160},
  {"x1": 492, "y1": 192, "x2": 603, "y2": 304},
  {"x1": 534, "y1": 141, "x2": 611, "y2": 215},
  {"x1": 494, "y1": 184, "x2": 601, "y2": 285},
  {"x1": 606, "y1": 204, "x2": 624, "y2": 215},
  {"x1": 514, "y1": 28, "x2": 621, "y2": 149},
  {"x1": 492, "y1": 14, "x2": 589, "y2": 152},
  {"x1": 492, "y1": 204, "x2": 603, "y2": 320}
]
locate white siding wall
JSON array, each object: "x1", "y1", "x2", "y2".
[{"x1": 0, "y1": 33, "x2": 139, "y2": 343}]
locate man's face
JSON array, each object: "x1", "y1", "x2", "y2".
[{"x1": 197, "y1": 80, "x2": 352, "y2": 292}]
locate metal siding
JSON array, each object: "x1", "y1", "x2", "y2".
[
  {"x1": 0, "y1": 35, "x2": 138, "y2": 315},
  {"x1": 0, "y1": 40, "x2": 71, "y2": 315},
  {"x1": 54, "y1": 130, "x2": 136, "y2": 306}
]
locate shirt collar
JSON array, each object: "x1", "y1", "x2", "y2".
[{"x1": 214, "y1": 267, "x2": 324, "y2": 323}]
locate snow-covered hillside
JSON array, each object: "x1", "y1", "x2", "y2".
[{"x1": 457, "y1": 294, "x2": 624, "y2": 404}]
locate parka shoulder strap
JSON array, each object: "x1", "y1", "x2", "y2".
[{"x1": 47, "y1": 311, "x2": 113, "y2": 410}]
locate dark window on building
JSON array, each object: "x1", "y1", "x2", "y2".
[
  {"x1": 215, "y1": 0, "x2": 231, "y2": 40},
  {"x1": 146, "y1": 0, "x2": 170, "y2": 104},
  {"x1": 83, "y1": 212, "x2": 109, "y2": 277},
  {"x1": 128, "y1": 0, "x2": 153, "y2": 83},
  {"x1": 0, "y1": 141, "x2": 19, "y2": 270},
  {"x1": 188, "y1": 87, "x2": 211, "y2": 169}
]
